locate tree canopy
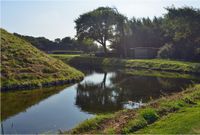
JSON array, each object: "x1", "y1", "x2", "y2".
[{"x1": 75, "y1": 7, "x2": 126, "y2": 54}]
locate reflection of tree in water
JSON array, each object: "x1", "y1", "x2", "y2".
[
  {"x1": 156, "y1": 77, "x2": 192, "y2": 93},
  {"x1": 75, "y1": 71, "x2": 196, "y2": 114},
  {"x1": 76, "y1": 73, "x2": 124, "y2": 113}
]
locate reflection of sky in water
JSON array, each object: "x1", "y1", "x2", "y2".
[
  {"x1": 2, "y1": 85, "x2": 93, "y2": 134},
  {"x1": 80, "y1": 71, "x2": 116, "y2": 87},
  {"x1": 123, "y1": 101, "x2": 144, "y2": 109}
]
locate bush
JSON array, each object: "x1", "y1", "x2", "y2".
[
  {"x1": 140, "y1": 108, "x2": 159, "y2": 124},
  {"x1": 122, "y1": 117, "x2": 147, "y2": 133},
  {"x1": 157, "y1": 43, "x2": 174, "y2": 59}
]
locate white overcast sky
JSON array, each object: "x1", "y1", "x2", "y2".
[{"x1": 1, "y1": 0, "x2": 200, "y2": 40}]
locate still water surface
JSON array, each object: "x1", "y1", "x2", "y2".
[{"x1": 1, "y1": 67, "x2": 199, "y2": 134}]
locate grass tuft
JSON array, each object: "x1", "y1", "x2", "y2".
[
  {"x1": 70, "y1": 114, "x2": 112, "y2": 134},
  {"x1": 139, "y1": 108, "x2": 159, "y2": 124}
]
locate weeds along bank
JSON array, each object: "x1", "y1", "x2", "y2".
[
  {"x1": 0, "y1": 29, "x2": 84, "y2": 91},
  {"x1": 68, "y1": 84, "x2": 200, "y2": 134},
  {"x1": 52, "y1": 55, "x2": 200, "y2": 74}
]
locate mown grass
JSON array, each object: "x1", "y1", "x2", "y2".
[
  {"x1": 123, "y1": 69, "x2": 200, "y2": 80},
  {"x1": 136, "y1": 102, "x2": 200, "y2": 134},
  {"x1": 69, "y1": 84, "x2": 200, "y2": 134},
  {"x1": 50, "y1": 54, "x2": 81, "y2": 59},
  {"x1": 1, "y1": 29, "x2": 84, "y2": 90},
  {"x1": 52, "y1": 55, "x2": 200, "y2": 73}
]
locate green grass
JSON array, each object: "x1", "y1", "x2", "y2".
[
  {"x1": 52, "y1": 55, "x2": 200, "y2": 73},
  {"x1": 0, "y1": 29, "x2": 84, "y2": 90},
  {"x1": 50, "y1": 54, "x2": 81, "y2": 58},
  {"x1": 69, "y1": 84, "x2": 200, "y2": 134},
  {"x1": 139, "y1": 108, "x2": 159, "y2": 124},
  {"x1": 122, "y1": 116, "x2": 147, "y2": 133},
  {"x1": 136, "y1": 101, "x2": 200, "y2": 134},
  {"x1": 123, "y1": 69, "x2": 200, "y2": 80},
  {"x1": 121, "y1": 84, "x2": 200, "y2": 134},
  {"x1": 69, "y1": 114, "x2": 113, "y2": 134}
]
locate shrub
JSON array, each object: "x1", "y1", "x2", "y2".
[
  {"x1": 140, "y1": 108, "x2": 159, "y2": 124},
  {"x1": 122, "y1": 117, "x2": 147, "y2": 133}
]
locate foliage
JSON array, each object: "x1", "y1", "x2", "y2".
[
  {"x1": 112, "y1": 6, "x2": 200, "y2": 61},
  {"x1": 162, "y1": 7, "x2": 200, "y2": 61},
  {"x1": 75, "y1": 7, "x2": 126, "y2": 54},
  {"x1": 14, "y1": 33, "x2": 99, "y2": 53},
  {"x1": 139, "y1": 108, "x2": 159, "y2": 124}
]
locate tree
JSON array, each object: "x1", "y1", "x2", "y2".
[
  {"x1": 163, "y1": 7, "x2": 200, "y2": 60},
  {"x1": 114, "y1": 9, "x2": 131, "y2": 58},
  {"x1": 75, "y1": 7, "x2": 124, "y2": 55},
  {"x1": 54, "y1": 38, "x2": 61, "y2": 44}
]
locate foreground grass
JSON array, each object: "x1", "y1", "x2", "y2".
[
  {"x1": 136, "y1": 102, "x2": 200, "y2": 134},
  {"x1": 52, "y1": 55, "x2": 200, "y2": 73},
  {"x1": 1, "y1": 29, "x2": 84, "y2": 90},
  {"x1": 69, "y1": 84, "x2": 200, "y2": 134}
]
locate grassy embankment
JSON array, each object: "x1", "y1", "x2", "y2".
[
  {"x1": 51, "y1": 54, "x2": 200, "y2": 74},
  {"x1": 0, "y1": 29, "x2": 84, "y2": 90},
  {"x1": 123, "y1": 69, "x2": 200, "y2": 80},
  {"x1": 68, "y1": 84, "x2": 200, "y2": 134}
]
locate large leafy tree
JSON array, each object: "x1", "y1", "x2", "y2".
[
  {"x1": 163, "y1": 7, "x2": 200, "y2": 60},
  {"x1": 75, "y1": 7, "x2": 125, "y2": 54}
]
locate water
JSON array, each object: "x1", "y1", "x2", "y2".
[{"x1": 1, "y1": 67, "x2": 199, "y2": 134}]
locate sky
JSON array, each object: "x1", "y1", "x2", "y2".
[{"x1": 1, "y1": 0, "x2": 200, "y2": 41}]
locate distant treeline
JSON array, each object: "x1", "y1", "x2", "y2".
[
  {"x1": 14, "y1": 33, "x2": 99, "y2": 53},
  {"x1": 75, "y1": 6, "x2": 200, "y2": 61}
]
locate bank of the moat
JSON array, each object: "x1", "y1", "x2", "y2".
[{"x1": 1, "y1": 67, "x2": 200, "y2": 134}]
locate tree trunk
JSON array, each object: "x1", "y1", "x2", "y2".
[
  {"x1": 123, "y1": 39, "x2": 128, "y2": 58},
  {"x1": 121, "y1": 26, "x2": 127, "y2": 58},
  {"x1": 103, "y1": 44, "x2": 107, "y2": 56}
]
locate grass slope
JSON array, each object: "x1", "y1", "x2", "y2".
[
  {"x1": 69, "y1": 84, "x2": 200, "y2": 134},
  {"x1": 136, "y1": 102, "x2": 200, "y2": 134},
  {"x1": 0, "y1": 29, "x2": 84, "y2": 90},
  {"x1": 52, "y1": 54, "x2": 200, "y2": 73}
]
